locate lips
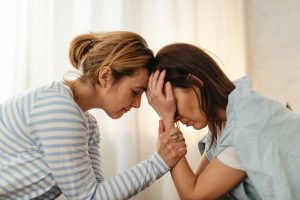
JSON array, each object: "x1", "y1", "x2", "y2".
[
  {"x1": 119, "y1": 108, "x2": 126, "y2": 113},
  {"x1": 186, "y1": 121, "x2": 194, "y2": 126},
  {"x1": 187, "y1": 121, "x2": 192, "y2": 125}
]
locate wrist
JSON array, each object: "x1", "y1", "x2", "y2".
[
  {"x1": 152, "y1": 152, "x2": 170, "y2": 171},
  {"x1": 162, "y1": 118, "x2": 174, "y2": 129}
]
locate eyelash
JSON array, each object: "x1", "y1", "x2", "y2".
[
  {"x1": 132, "y1": 90, "x2": 139, "y2": 96},
  {"x1": 174, "y1": 106, "x2": 181, "y2": 120},
  {"x1": 174, "y1": 110, "x2": 179, "y2": 118}
]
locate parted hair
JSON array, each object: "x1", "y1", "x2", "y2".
[
  {"x1": 153, "y1": 43, "x2": 235, "y2": 148},
  {"x1": 69, "y1": 31, "x2": 154, "y2": 84}
]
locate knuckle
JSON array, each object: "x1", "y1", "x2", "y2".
[
  {"x1": 183, "y1": 149, "x2": 187, "y2": 155},
  {"x1": 171, "y1": 151, "x2": 177, "y2": 159},
  {"x1": 162, "y1": 139, "x2": 168, "y2": 145},
  {"x1": 172, "y1": 128, "x2": 179, "y2": 133}
]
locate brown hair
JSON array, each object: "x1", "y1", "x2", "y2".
[
  {"x1": 69, "y1": 31, "x2": 154, "y2": 84},
  {"x1": 153, "y1": 43, "x2": 235, "y2": 148}
]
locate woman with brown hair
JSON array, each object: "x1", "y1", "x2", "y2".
[
  {"x1": 0, "y1": 32, "x2": 186, "y2": 199},
  {"x1": 147, "y1": 43, "x2": 300, "y2": 199}
]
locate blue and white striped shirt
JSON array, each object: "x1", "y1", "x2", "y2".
[{"x1": 0, "y1": 81, "x2": 169, "y2": 200}]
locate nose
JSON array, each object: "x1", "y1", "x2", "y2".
[
  {"x1": 180, "y1": 117, "x2": 188, "y2": 124},
  {"x1": 131, "y1": 94, "x2": 142, "y2": 108}
]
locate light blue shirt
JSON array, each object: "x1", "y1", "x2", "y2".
[{"x1": 204, "y1": 76, "x2": 300, "y2": 200}]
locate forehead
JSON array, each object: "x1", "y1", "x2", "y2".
[
  {"x1": 173, "y1": 87, "x2": 195, "y2": 99},
  {"x1": 120, "y1": 68, "x2": 149, "y2": 87}
]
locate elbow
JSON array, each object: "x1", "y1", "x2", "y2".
[{"x1": 180, "y1": 196, "x2": 212, "y2": 200}]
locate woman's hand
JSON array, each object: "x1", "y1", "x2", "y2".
[
  {"x1": 147, "y1": 70, "x2": 176, "y2": 128},
  {"x1": 156, "y1": 120, "x2": 187, "y2": 168}
]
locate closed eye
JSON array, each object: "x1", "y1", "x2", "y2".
[
  {"x1": 132, "y1": 90, "x2": 139, "y2": 96},
  {"x1": 174, "y1": 110, "x2": 180, "y2": 122}
]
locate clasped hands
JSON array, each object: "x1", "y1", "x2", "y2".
[{"x1": 146, "y1": 70, "x2": 187, "y2": 168}]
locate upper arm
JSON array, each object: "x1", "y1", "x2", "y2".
[
  {"x1": 88, "y1": 128, "x2": 104, "y2": 182},
  {"x1": 191, "y1": 158, "x2": 246, "y2": 200},
  {"x1": 29, "y1": 92, "x2": 97, "y2": 199}
]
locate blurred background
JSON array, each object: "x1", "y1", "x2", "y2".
[{"x1": 0, "y1": 0, "x2": 299, "y2": 199}]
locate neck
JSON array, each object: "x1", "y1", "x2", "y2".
[{"x1": 66, "y1": 79, "x2": 97, "y2": 112}]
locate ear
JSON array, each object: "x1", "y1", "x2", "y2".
[
  {"x1": 187, "y1": 73, "x2": 203, "y2": 86},
  {"x1": 98, "y1": 66, "x2": 113, "y2": 88}
]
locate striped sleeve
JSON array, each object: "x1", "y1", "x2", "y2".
[
  {"x1": 88, "y1": 124, "x2": 104, "y2": 182},
  {"x1": 29, "y1": 90, "x2": 169, "y2": 199},
  {"x1": 94, "y1": 152, "x2": 169, "y2": 200}
]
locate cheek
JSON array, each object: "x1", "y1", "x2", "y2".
[
  {"x1": 185, "y1": 102, "x2": 201, "y2": 119},
  {"x1": 195, "y1": 109, "x2": 208, "y2": 125},
  {"x1": 174, "y1": 87, "x2": 205, "y2": 122},
  {"x1": 117, "y1": 90, "x2": 134, "y2": 106},
  {"x1": 178, "y1": 101, "x2": 206, "y2": 123},
  {"x1": 106, "y1": 93, "x2": 127, "y2": 112},
  {"x1": 177, "y1": 106, "x2": 196, "y2": 122},
  {"x1": 193, "y1": 121, "x2": 207, "y2": 130}
]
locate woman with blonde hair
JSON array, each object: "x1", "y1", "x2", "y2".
[{"x1": 0, "y1": 31, "x2": 186, "y2": 199}]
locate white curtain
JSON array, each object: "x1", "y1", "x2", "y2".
[{"x1": 0, "y1": 0, "x2": 246, "y2": 199}]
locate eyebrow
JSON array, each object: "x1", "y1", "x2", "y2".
[{"x1": 136, "y1": 86, "x2": 147, "y2": 92}]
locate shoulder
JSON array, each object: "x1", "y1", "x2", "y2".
[
  {"x1": 226, "y1": 76, "x2": 290, "y2": 132},
  {"x1": 30, "y1": 81, "x2": 88, "y2": 125},
  {"x1": 36, "y1": 81, "x2": 74, "y2": 99},
  {"x1": 33, "y1": 81, "x2": 77, "y2": 108}
]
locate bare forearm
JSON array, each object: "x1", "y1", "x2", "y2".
[
  {"x1": 171, "y1": 157, "x2": 198, "y2": 199},
  {"x1": 172, "y1": 157, "x2": 247, "y2": 200},
  {"x1": 160, "y1": 115, "x2": 175, "y2": 129}
]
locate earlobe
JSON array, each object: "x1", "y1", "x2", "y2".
[{"x1": 98, "y1": 66, "x2": 112, "y2": 88}]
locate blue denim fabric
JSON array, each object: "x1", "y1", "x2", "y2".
[{"x1": 202, "y1": 76, "x2": 300, "y2": 200}]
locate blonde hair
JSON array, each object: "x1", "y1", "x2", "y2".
[{"x1": 69, "y1": 31, "x2": 154, "y2": 84}]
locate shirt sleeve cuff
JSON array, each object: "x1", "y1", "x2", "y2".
[{"x1": 150, "y1": 152, "x2": 170, "y2": 175}]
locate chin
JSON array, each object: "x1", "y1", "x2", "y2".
[
  {"x1": 106, "y1": 111, "x2": 124, "y2": 119},
  {"x1": 193, "y1": 123, "x2": 207, "y2": 130},
  {"x1": 193, "y1": 125, "x2": 202, "y2": 130},
  {"x1": 111, "y1": 113, "x2": 124, "y2": 119}
]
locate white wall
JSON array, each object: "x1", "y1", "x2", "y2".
[{"x1": 245, "y1": 0, "x2": 300, "y2": 113}]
